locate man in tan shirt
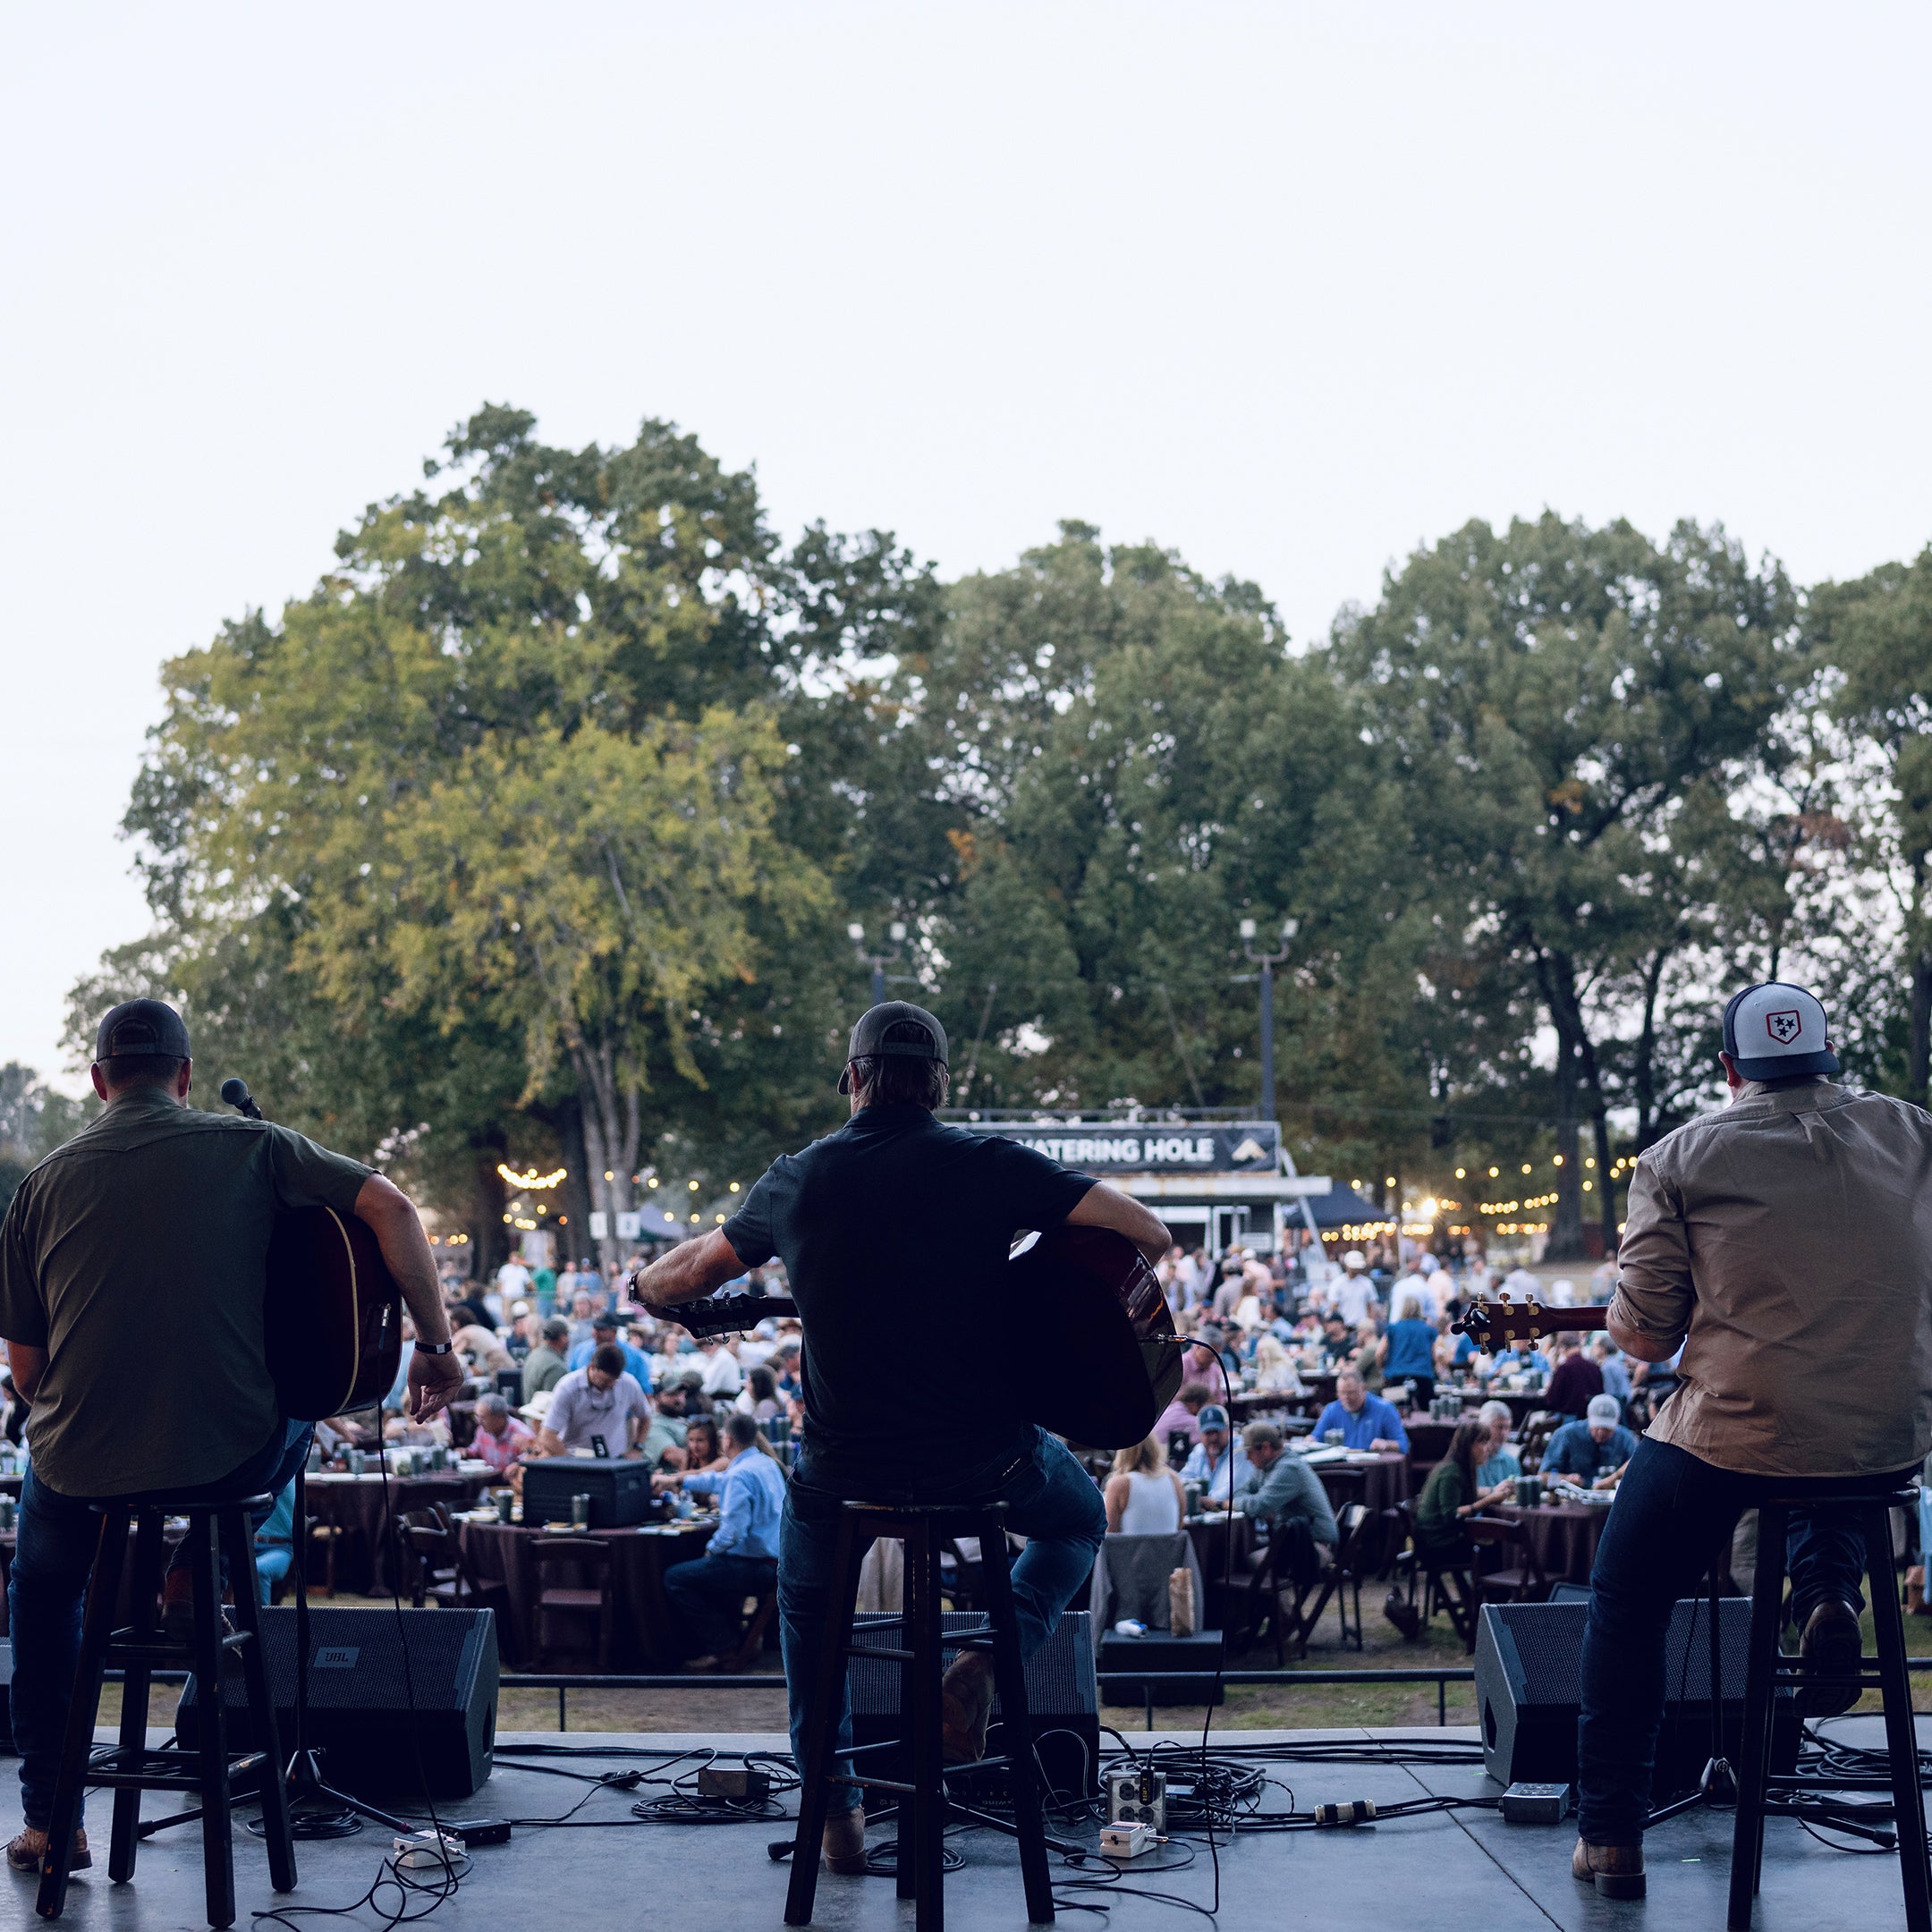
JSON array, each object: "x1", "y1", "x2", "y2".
[{"x1": 1573, "y1": 981, "x2": 1932, "y2": 1900}]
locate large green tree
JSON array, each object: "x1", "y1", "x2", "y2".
[{"x1": 1333, "y1": 513, "x2": 1800, "y2": 1255}]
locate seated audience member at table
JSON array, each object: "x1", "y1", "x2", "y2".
[
  {"x1": 521, "y1": 1317, "x2": 572, "y2": 1405},
  {"x1": 1183, "y1": 1324, "x2": 1240, "y2": 1387},
  {"x1": 1153, "y1": 1379, "x2": 1212, "y2": 1451},
  {"x1": 1492, "y1": 1340, "x2": 1551, "y2": 1376},
  {"x1": 564, "y1": 1290, "x2": 599, "y2": 1352},
  {"x1": 1181, "y1": 1404, "x2": 1252, "y2": 1503},
  {"x1": 1590, "y1": 1334, "x2": 1631, "y2": 1407},
  {"x1": 470, "y1": 1392, "x2": 535, "y2": 1475},
  {"x1": 664, "y1": 1411, "x2": 729, "y2": 1477},
  {"x1": 655, "y1": 1412, "x2": 786, "y2": 1668},
  {"x1": 699, "y1": 1335, "x2": 744, "y2": 1398},
  {"x1": 736, "y1": 1363, "x2": 783, "y2": 1421},
  {"x1": 1352, "y1": 1318, "x2": 1387, "y2": 1389},
  {"x1": 252, "y1": 1480, "x2": 296, "y2": 1604},
  {"x1": 446, "y1": 1282, "x2": 495, "y2": 1333},
  {"x1": 1212, "y1": 1421, "x2": 1337, "y2": 1588},
  {"x1": 1542, "y1": 1394, "x2": 1640, "y2": 1488},
  {"x1": 535, "y1": 1346, "x2": 653, "y2": 1457},
  {"x1": 1473, "y1": 1399, "x2": 1522, "y2": 1502},
  {"x1": 639, "y1": 1401, "x2": 687, "y2": 1468},
  {"x1": 1318, "y1": 1314, "x2": 1356, "y2": 1366},
  {"x1": 1413, "y1": 1419, "x2": 1487, "y2": 1558},
  {"x1": 568, "y1": 1314, "x2": 652, "y2": 1386},
  {"x1": 1545, "y1": 1331, "x2": 1604, "y2": 1418},
  {"x1": 1377, "y1": 1297, "x2": 1438, "y2": 1405},
  {"x1": 1250, "y1": 1333, "x2": 1305, "y2": 1395},
  {"x1": 453, "y1": 1318, "x2": 514, "y2": 1378},
  {"x1": 1311, "y1": 1368, "x2": 1411, "y2": 1453},
  {"x1": 1106, "y1": 1435, "x2": 1186, "y2": 1533}
]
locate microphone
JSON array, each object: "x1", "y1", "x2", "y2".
[{"x1": 220, "y1": 1077, "x2": 263, "y2": 1121}]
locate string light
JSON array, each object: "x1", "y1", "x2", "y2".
[
  {"x1": 1453, "y1": 1167, "x2": 1466, "y2": 1179},
  {"x1": 688, "y1": 1181, "x2": 699, "y2": 1192},
  {"x1": 647, "y1": 1177, "x2": 660, "y2": 1189},
  {"x1": 496, "y1": 1163, "x2": 566, "y2": 1191},
  {"x1": 728, "y1": 1181, "x2": 741, "y2": 1193}
]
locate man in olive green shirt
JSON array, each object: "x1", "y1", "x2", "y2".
[
  {"x1": 521, "y1": 1316, "x2": 572, "y2": 1404},
  {"x1": 0, "y1": 1000, "x2": 463, "y2": 1871}
]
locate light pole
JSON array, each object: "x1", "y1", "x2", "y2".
[
  {"x1": 1239, "y1": 916, "x2": 1298, "y2": 1121},
  {"x1": 848, "y1": 919, "x2": 907, "y2": 1006}
]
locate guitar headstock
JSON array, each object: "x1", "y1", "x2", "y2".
[{"x1": 1451, "y1": 1292, "x2": 1548, "y2": 1353}]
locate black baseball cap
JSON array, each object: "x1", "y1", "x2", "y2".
[
  {"x1": 95, "y1": 998, "x2": 191, "y2": 1063},
  {"x1": 838, "y1": 1000, "x2": 949, "y2": 1095}
]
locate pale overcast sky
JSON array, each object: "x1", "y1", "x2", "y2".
[{"x1": 4, "y1": 4, "x2": 1928, "y2": 1088}]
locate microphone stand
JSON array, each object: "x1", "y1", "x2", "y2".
[{"x1": 1646, "y1": 1550, "x2": 1739, "y2": 1826}]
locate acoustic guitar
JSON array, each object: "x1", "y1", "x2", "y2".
[
  {"x1": 1451, "y1": 1294, "x2": 1616, "y2": 1354},
  {"x1": 223, "y1": 1079, "x2": 404, "y2": 1419},
  {"x1": 631, "y1": 1223, "x2": 1182, "y2": 1451}
]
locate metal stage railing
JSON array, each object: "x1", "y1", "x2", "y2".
[{"x1": 107, "y1": 1657, "x2": 1932, "y2": 1736}]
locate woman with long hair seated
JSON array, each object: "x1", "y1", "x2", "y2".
[
  {"x1": 1104, "y1": 1435, "x2": 1186, "y2": 1534},
  {"x1": 1414, "y1": 1418, "x2": 1489, "y2": 1557}
]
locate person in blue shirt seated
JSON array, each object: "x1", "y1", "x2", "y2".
[
  {"x1": 1377, "y1": 1297, "x2": 1440, "y2": 1405},
  {"x1": 1310, "y1": 1368, "x2": 1410, "y2": 1453},
  {"x1": 1590, "y1": 1335, "x2": 1631, "y2": 1406},
  {"x1": 1541, "y1": 1394, "x2": 1640, "y2": 1489},
  {"x1": 1180, "y1": 1404, "x2": 1253, "y2": 1502},
  {"x1": 654, "y1": 1412, "x2": 787, "y2": 1667},
  {"x1": 567, "y1": 1314, "x2": 652, "y2": 1387},
  {"x1": 1472, "y1": 1399, "x2": 1522, "y2": 1502},
  {"x1": 1491, "y1": 1343, "x2": 1551, "y2": 1376}
]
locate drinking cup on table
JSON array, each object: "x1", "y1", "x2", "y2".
[
  {"x1": 571, "y1": 1494, "x2": 590, "y2": 1528},
  {"x1": 1183, "y1": 1483, "x2": 1203, "y2": 1518},
  {"x1": 1325, "y1": 1429, "x2": 1344, "y2": 1446},
  {"x1": 496, "y1": 1491, "x2": 515, "y2": 1524},
  {"x1": 0, "y1": 1496, "x2": 14, "y2": 1532}
]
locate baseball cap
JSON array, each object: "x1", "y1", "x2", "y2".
[
  {"x1": 1722, "y1": 981, "x2": 1839, "y2": 1083},
  {"x1": 1587, "y1": 1394, "x2": 1623, "y2": 1427},
  {"x1": 837, "y1": 1000, "x2": 949, "y2": 1095},
  {"x1": 95, "y1": 998, "x2": 191, "y2": 1062},
  {"x1": 1341, "y1": 1250, "x2": 1366, "y2": 1269},
  {"x1": 1197, "y1": 1404, "x2": 1230, "y2": 1431}
]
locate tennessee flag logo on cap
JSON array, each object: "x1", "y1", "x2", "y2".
[{"x1": 1766, "y1": 1010, "x2": 1802, "y2": 1046}]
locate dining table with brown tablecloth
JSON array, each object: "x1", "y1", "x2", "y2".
[
  {"x1": 1493, "y1": 1497, "x2": 1611, "y2": 1586},
  {"x1": 1309, "y1": 1449, "x2": 1412, "y2": 1518},
  {"x1": 304, "y1": 1470, "x2": 491, "y2": 1594},
  {"x1": 455, "y1": 1516, "x2": 719, "y2": 1669}
]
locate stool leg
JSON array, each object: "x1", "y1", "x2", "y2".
[
  {"x1": 222, "y1": 1509, "x2": 296, "y2": 1894},
  {"x1": 36, "y1": 1505, "x2": 131, "y2": 1921},
  {"x1": 1865, "y1": 1504, "x2": 1932, "y2": 1932},
  {"x1": 109, "y1": 1512, "x2": 166, "y2": 1883},
  {"x1": 895, "y1": 1536, "x2": 918, "y2": 1903},
  {"x1": 979, "y1": 1525, "x2": 1055, "y2": 1926},
  {"x1": 1728, "y1": 1501, "x2": 1788, "y2": 1932},
  {"x1": 908, "y1": 1516, "x2": 946, "y2": 1932},
  {"x1": 784, "y1": 1510, "x2": 867, "y2": 1928},
  {"x1": 189, "y1": 1515, "x2": 236, "y2": 1928}
]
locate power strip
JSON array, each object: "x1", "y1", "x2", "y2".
[{"x1": 1106, "y1": 1767, "x2": 1167, "y2": 1835}]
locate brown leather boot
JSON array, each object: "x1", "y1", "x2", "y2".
[
  {"x1": 6, "y1": 1827, "x2": 89, "y2": 1876},
  {"x1": 1572, "y1": 1837, "x2": 1645, "y2": 1899},
  {"x1": 1797, "y1": 1600, "x2": 1863, "y2": 1716},
  {"x1": 940, "y1": 1651, "x2": 996, "y2": 1765},
  {"x1": 822, "y1": 1805, "x2": 868, "y2": 1875}
]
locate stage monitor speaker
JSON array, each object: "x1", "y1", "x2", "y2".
[
  {"x1": 177, "y1": 1606, "x2": 497, "y2": 1798},
  {"x1": 848, "y1": 1609, "x2": 1098, "y2": 1797},
  {"x1": 1473, "y1": 1597, "x2": 1798, "y2": 1795}
]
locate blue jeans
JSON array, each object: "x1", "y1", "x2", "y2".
[
  {"x1": 7, "y1": 1419, "x2": 314, "y2": 1831},
  {"x1": 1577, "y1": 1436, "x2": 1911, "y2": 1845},
  {"x1": 664, "y1": 1550, "x2": 779, "y2": 1658},
  {"x1": 777, "y1": 1427, "x2": 1106, "y2": 1812}
]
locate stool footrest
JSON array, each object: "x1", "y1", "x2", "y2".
[{"x1": 847, "y1": 1645, "x2": 918, "y2": 1664}]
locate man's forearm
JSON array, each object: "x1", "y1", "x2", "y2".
[
  {"x1": 354, "y1": 1174, "x2": 453, "y2": 1343},
  {"x1": 631, "y1": 1229, "x2": 746, "y2": 1309}
]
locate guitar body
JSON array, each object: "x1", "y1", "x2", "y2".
[
  {"x1": 646, "y1": 1225, "x2": 1182, "y2": 1453},
  {"x1": 265, "y1": 1206, "x2": 404, "y2": 1419},
  {"x1": 1007, "y1": 1223, "x2": 1183, "y2": 1451}
]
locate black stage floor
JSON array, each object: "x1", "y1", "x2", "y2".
[{"x1": 3, "y1": 1724, "x2": 1920, "y2": 1929}]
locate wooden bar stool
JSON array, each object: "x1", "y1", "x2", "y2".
[
  {"x1": 35, "y1": 1493, "x2": 295, "y2": 1926},
  {"x1": 1728, "y1": 1486, "x2": 1928, "y2": 1932},
  {"x1": 786, "y1": 1499, "x2": 1054, "y2": 1931}
]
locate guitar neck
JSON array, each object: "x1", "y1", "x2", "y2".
[
  {"x1": 1453, "y1": 1302, "x2": 1616, "y2": 1351},
  {"x1": 649, "y1": 1292, "x2": 799, "y2": 1340}
]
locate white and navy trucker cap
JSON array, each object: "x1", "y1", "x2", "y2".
[{"x1": 1721, "y1": 981, "x2": 1840, "y2": 1082}]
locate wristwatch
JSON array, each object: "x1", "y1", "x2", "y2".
[{"x1": 416, "y1": 1339, "x2": 456, "y2": 1356}]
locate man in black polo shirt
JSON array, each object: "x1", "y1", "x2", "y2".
[
  {"x1": 631, "y1": 1001, "x2": 1168, "y2": 1875},
  {"x1": 0, "y1": 1001, "x2": 463, "y2": 1876}
]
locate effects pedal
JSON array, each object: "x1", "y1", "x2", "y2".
[
  {"x1": 1099, "y1": 1822, "x2": 1161, "y2": 1859},
  {"x1": 1106, "y1": 1767, "x2": 1167, "y2": 1835}
]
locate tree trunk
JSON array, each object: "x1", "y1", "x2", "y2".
[
  {"x1": 1536, "y1": 949, "x2": 1589, "y2": 1261},
  {"x1": 531, "y1": 1092, "x2": 597, "y2": 1268},
  {"x1": 1632, "y1": 946, "x2": 1668, "y2": 1150},
  {"x1": 470, "y1": 1127, "x2": 510, "y2": 1277},
  {"x1": 573, "y1": 1035, "x2": 642, "y2": 1268},
  {"x1": 1910, "y1": 947, "x2": 1932, "y2": 1109}
]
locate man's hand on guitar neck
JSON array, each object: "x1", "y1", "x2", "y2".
[{"x1": 353, "y1": 1174, "x2": 463, "y2": 1422}]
